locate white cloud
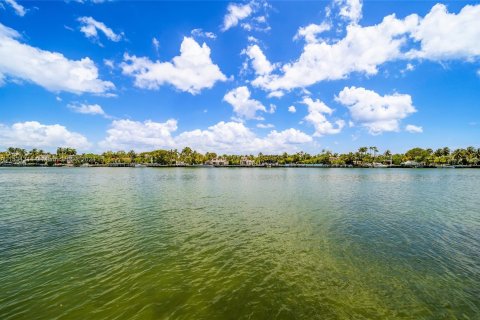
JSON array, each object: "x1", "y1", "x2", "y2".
[
  {"x1": 301, "y1": 97, "x2": 344, "y2": 136},
  {"x1": 78, "y1": 17, "x2": 123, "y2": 42},
  {"x1": 176, "y1": 121, "x2": 312, "y2": 154},
  {"x1": 243, "y1": 44, "x2": 275, "y2": 75},
  {"x1": 335, "y1": 0, "x2": 363, "y2": 24},
  {"x1": 255, "y1": 15, "x2": 266, "y2": 23},
  {"x1": 191, "y1": 28, "x2": 217, "y2": 39},
  {"x1": 252, "y1": 14, "x2": 418, "y2": 92},
  {"x1": 2, "y1": 0, "x2": 26, "y2": 16},
  {"x1": 336, "y1": 86, "x2": 416, "y2": 134},
  {"x1": 405, "y1": 124, "x2": 423, "y2": 133},
  {"x1": 294, "y1": 23, "x2": 331, "y2": 44},
  {"x1": 99, "y1": 119, "x2": 177, "y2": 151},
  {"x1": 222, "y1": 2, "x2": 254, "y2": 31},
  {"x1": 252, "y1": 3, "x2": 480, "y2": 94},
  {"x1": 100, "y1": 119, "x2": 312, "y2": 154},
  {"x1": 268, "y1": 103, "x2": 276, "y2": 114},
  {"x1": 266, "y1": 128, "x2": 312, "y2": 146},
  {"x1": 0, "y1": 23, "x2": 114, "y2": 94},
  {"x1": 222, "y1": 1, "x2": 271, "y2": 32},
  {"x1": 401, "y1": 63, "x2": 415, "y2": 74},
  {"x1": 121, "y1": 37, "x2": 227, "y2": 94},
  {"x1": 288, "y1": 105, "x2": 296, "y2": 113},
  {"x1": 103, "y1": 59, "x2": 114, "y2": 69},
  {"x1": 257, "y1": 123, "x2": 274, "y2": 129},
  {"x1": 302, "y1": 97, "x2": 334, "y2": 115},
  {"x1": 0, "y1": 121, "x2": 91, "y2": 150},
  {"x1": 407, "y1": 4, "x2": 480, "y2": 61},
  {"x1": 152, "y1": 37, "x2": 160, "y2": 53},
  {"x1": 68, "y1": 103, "x2": 109, "y2": 118},
  {"x1": 267, "y1": 91, "x2": 284, "y2": 98},
  {"x1": 223, "y1": 86, "x2": 266, "y2": 120}
]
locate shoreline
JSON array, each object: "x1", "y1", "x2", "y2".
[{"x1": 1, "y1": 164, "x2": 479, "y2": 169}]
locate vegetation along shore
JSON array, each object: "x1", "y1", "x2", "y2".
[{"x1": 1, "y1": 146, "x2": 480, "y2": 168}]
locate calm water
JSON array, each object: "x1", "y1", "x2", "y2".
[{"x1": 0, "y1": 168, "x2": 479, "y2": 319}]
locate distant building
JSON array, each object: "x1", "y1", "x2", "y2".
[
  {"x1": 373, "y1": 162, "x2": 388, "y2": 168},
  {"x1": 35, "y1": 154, "x2": 51, "y2": 162},
  {"x1": 205, "y1": 158, "x2": 229, "y2": 166},
  {"x1": 66, "y1": 155, "x2": 75, "y2": 165},
  {"x1": 240, "y1": 157, "x2": 255, "y2": 166},
  {"x1": 401, "y1": 160, "x2": 421, "y2": 167}
]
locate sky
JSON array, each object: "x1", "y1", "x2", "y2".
[{"x1": 0, "y1": 0, "x2": 479, "y2": 154}]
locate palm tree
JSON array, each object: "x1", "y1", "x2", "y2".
[
  {"x1": 384, "y1": 150, "x2": 392, "y2": 165},
  {"x1": 128, "y1": 150, "x2": 136, "y2": 162},
  {"x1": 15, "y1": 148, "x2": 26, "y2": 162},
  {"x1": 358, "y1": 147, "x2": 368, "y2": 164},
  {"x1": 28, "y1": 148, "x2": 39, "y2": 159},
  {"x1": 370, "y1": 146, "x2": 379, "y2": 162},
  {"x1": 442, "y1": 147, "x2": 450, "y2": 156}
]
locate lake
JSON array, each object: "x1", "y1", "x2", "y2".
[{"x1": 0, "y1": 168, "x2": 479, "y2": 319}]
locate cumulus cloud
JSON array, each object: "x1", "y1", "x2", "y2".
[
  {"x1": 100, "y1": 119, "x2": 312, "y2": 154},
  {"x1": 223, "y1": 86, "x2": 267, "y2": 120},
  {"x1": 243, "y1": 44, "x2": 275, "y2": 75},
  {"x1": 288, "y1": 105, "x2": 296, "y2": 113},
  {"x1": 405, "y1": 124, "x2": 423, "y2": 133},
  {"x1": 0, "y1": 23, "x2": 114, "y2": 94},
  {"x1": 99, "y1": 119, "x2": 177, "y2": 151},
  {"x1": 301, "y1": 97, "x2": 345, "y2": 136},
  {"x1": 336, "y1": 86, "x2": 416, "y2": 134},
  {"x1": 407, "y1": 4, "x2": 480, "y2": 61},
  {"x1": 121, "y1": 37, "x2": 227, "y2": 94},
  {"x1": 0, "y1": 121, "x2": 91, "y2": 150},
  {"x1": 222, "y1": 1, "x2": 271, "y2": 32},
  {"x1": 191, "y1": 28, "x2": 217, "y2": 39},
  {"x1": 335, "y1": 0, "x2": 363, "y2": 24},
  {"x1": 252, "y1": 14, "x2": 418, "y2": 92},
  {"x1": 2, "y1": 0, "x2": 26, "y2": 16},
  {"x1": 176, "y1": 121, "x2": 312, "y2": 154},
  {"x1": 294, "y1": 23, "x2": 331, "y2": 44},
  {"x1": 78, "y1": 17, "x2": 124, "y2": 42},
  {"x1": 68, "y1": 103, "x2": 109, "y2": 118},
  {"x1": 267, "y1": 91, "x2": 284, "y2": 98},
  {"x1": 222, "y1": 2, "x2": 254, "y2": 31},
  {"x1": 253, "y1": 3, "x2": 480, "y2": 94}
]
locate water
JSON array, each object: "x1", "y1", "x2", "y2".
[{"x1": 0, "y1": 168, "x2": 479, "y2": 319}]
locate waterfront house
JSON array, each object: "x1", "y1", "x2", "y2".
[
  {"x1": 240, "y1": 157, "x2": 255, "y2": 166},
  {"x1": 401, "y1": 160, "x2": 422, "y2": 167},
  {"x1": 373, "y1": 162, "x2": 388, "y2": 168},
  {"x1": 36, "y1": 154, "x2": 51, "y2": 162},
  {"x1": 205, "y1": 158, "x2": 229, "y2": 166}
]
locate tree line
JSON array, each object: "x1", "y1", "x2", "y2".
[{"x1": 1, "y1": 146, "x2": 480, "y2": 166}]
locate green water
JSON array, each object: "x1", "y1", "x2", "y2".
[{"x1": 0, "y1": 168, "x2": 479, "y2": 319}]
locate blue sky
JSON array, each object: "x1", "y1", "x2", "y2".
[{"x1": 0, "y1": 0, "x2": 479, "y2": 154}]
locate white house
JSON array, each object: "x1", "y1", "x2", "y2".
[
  {"x1": 206, "y1": 158, "x2": 229, "y2": 166},
  {"x1": 240, "y1": 157, "x2": 255, "y2": 166}
]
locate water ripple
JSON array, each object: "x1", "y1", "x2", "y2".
[{"x1": 0, "y1": 168, "x2": 479, "y2": 319}]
